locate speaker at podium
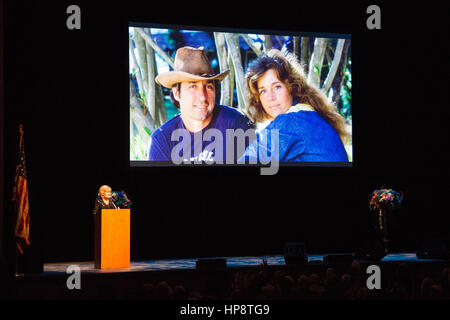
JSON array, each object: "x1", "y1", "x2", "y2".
[{"x1": 94, "y1": 209, "x2": 130, "y2": 269}]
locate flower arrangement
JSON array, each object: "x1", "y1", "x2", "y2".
[
  {"x1": 111, "y1": 190, "x2": 133, "y2": 208},
  {"x1": 369, "y1": 188, "x2": 403, "y2": 211},
  {"x1": 368, "y1": 187, "x2": 403, "y2": 252}
]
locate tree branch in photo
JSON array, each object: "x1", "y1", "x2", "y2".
[
  {"x1": 228, "y1": 49, "x2": 235, "y2": 107},
  {"x1": 129, "y1": 38, "x2": 145, "y2": 101},
  {"x1": 130, "y1": 76, "x2": 155, "y2": 160},
  {"x1": 224, "y1": 33, "x2": 249, "y2": 112},
  {"x1": 134, "y1": 30, "x2": 149, "y2": 99},
  {"x1": 331, "y1": 40, "x2": 350, "y2": 108},
  {"x1": 130, "y1": 77, "x2": 155, "y2": 131},
  {"x1": 322, "y1": 39, "x2": 345, "y2": 93},
  {"x1": 263, "y1": 34, "x2": 272, "y2": 52},
  {"x1": 275, "y1": 36, "x2": 284, "y2": 48},
  {"x1": 307, "y1": 38, "x2": 327, "y2": 88},
  {"x1": 214, "y1": 32, "x2": 232, "y2": 106},
  {"x1": 240, "y1": 34, "x2": 262, "y2": 57},
  {"x1": 300, "y1": 37, "x2": 310, "y2": 69},
  {"x1": 135, "y1": 27, "x2": 175, "y2": 69},
  {"x1": 145, "y1": 38, "x2": 158, "y2": 124},
  {"x1": 293, "y1": 36, "x2": 300, "y2": 58}
]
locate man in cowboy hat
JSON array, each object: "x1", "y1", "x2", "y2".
[{"x1": 149, "y1": 46, "x2": 254, "y2": 163}]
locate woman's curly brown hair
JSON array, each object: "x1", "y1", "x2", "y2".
[{"x1": 245, "y1": 49, "x2": 350, "y2": 143}]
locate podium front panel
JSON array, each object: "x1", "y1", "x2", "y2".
[{"x1": 95, "y1": 209, "x2": 130, "y2": 269}]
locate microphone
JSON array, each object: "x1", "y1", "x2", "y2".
[{"x1": 111, "y1": 197, "x2": 119, "y2": 209}]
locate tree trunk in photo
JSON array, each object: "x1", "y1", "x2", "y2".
[
  {"x1": 130, "y1": 77, "x2": 155, "y2": 130},
  {"x1": 129, "y1": 38, "x2": 145, "y2": 101},
  {"x1": 228, "y1": 51, "x2": 235, "y2": 107},
  {"x1": 156, "y1": 85, "x2": 166, "y2": 125},
  {"x1": 322, "y1": 39, "x2": 346, "y2": 93},
  {"x1": 144, "y1": 28, "x2": 167, "y2": 127},
  {"x1": 263, "y1": 34, "x2": 272, "y2": 52},
  {"x1": 130, "y1": 77, "x2": 155, "y2": 160},
  {"x1": 331, "y1": 40, "x2": 350, "y2": 107},
  {"x1": 224, "y1": 33, "x2": 248, "y2": 112},
  {"x1": 275, "y1": 36, "x2": 284, "y2": 48},
  {"x1": 307, "y1": 38, "x2": 327, "y2": 88},
  {"x1": 134, "y1": 31, "x2": 149, "y2": 101},
  {"x1": 214, "y1": 32, "x2": 232, "y2": 106},
  {"x1": 145, "y1": 40, "x2": 158, "y2": 124},
  {"x1": 300, "y1": 37, "x2": 310, "y2": 67},
  {"x1": 293, "y1": 36, "x2": 300, "y2": 58}
]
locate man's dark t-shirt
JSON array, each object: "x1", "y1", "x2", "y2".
[{"x1": 149, "y1": 105, "x2": 255, "y2": 163}]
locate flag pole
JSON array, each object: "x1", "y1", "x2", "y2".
[
  {"x1": 13, "y1": 124, "x2": 26, "y2": 278},
  {"x1": 15, "y1": 246, "x2": 23, "y2": 278}
]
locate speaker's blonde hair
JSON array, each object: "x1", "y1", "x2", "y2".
[{"x1": 98, "y1": 185, "x2": 112, "y2": 198}]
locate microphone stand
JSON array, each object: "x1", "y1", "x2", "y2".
[{"x1": 110, "y1": 197, "x2": 119, "y2": 209}]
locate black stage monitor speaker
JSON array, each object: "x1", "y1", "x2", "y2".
[
  {"x1": 355, "y1": 240, "x2": 386, "y2": 261},
  {"x1": 196, "y1": 258, "x2": 227, "y2": 271},
  {"x1": 417, "y1": 238, "x2": 450, "y2": 260},
  {"x1": 284, "y1": 242, "x2": 308, "y2": 265}
]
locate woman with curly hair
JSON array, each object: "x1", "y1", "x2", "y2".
[{"x1": 240, "y1": 49, "x2": 350, "y2": 163}]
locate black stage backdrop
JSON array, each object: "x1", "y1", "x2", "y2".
[{"x1": 2, "y1": 1, "x2": 449, "y2": 267}]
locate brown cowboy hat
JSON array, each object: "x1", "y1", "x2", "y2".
[{"x1": 155, "y1": 46, "x2": 230, "y2": 88}]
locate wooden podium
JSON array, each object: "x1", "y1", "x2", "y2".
[{"x1": 94, "y1": 209, "x2": 130, "y2": 269}]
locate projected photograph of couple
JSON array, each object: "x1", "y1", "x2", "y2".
[{"x1": 129, "y1": 25, "x2": 352, "y2": 167}]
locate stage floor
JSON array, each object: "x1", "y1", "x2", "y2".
[
  {"x1": 42, "y1": 252, "x2": 436, "y2": 274},
  {"x1": 13, "y1": 252, "x2": 449, "y2": 300}
]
